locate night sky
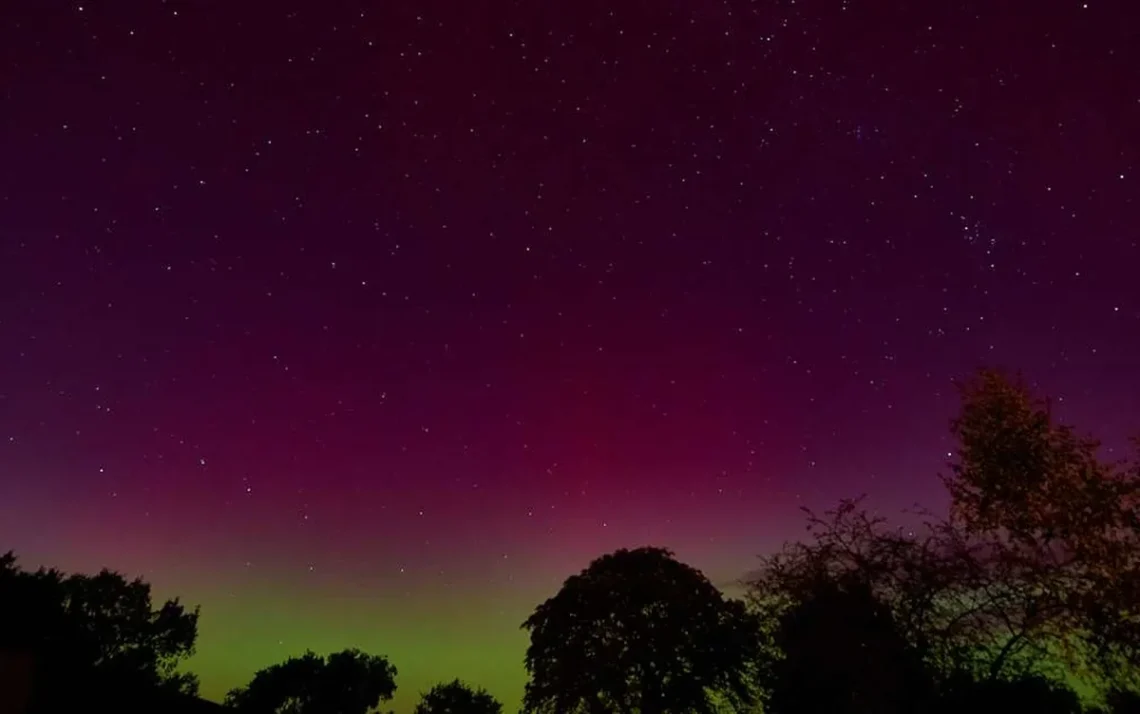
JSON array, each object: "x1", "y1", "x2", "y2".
[{"x1": 2, "y1": 0, "x2": 1137, "y2": 710}]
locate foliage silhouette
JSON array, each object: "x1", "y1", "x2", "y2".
[
  {"x1": 1102, "y1": 689, "x2": 1140, "y2": 714},
  {"x1": 937, "y1": 671, "x2": 1082, "y2": 714},
  {"x1": 413, "y1": 679, "x2": 502, "y2": 714},
  {"x1": 746, "y1": 368, "x2": 1140, "y2": 701},
  {"x1": 945, "y1": 369, "x2": 1140, "y2": 686},
  {"x1": 761, "y1": 577, "x2": 934, "y2": 714},
  {"x1": 224, "y1": 648, "x2": 397, "y2": 714},
  {"x1": 0, "y1": 550, "x2": 200, "y2": 712},
  {"x1": 521, "y1": 546, "x2": 762, "y2": 714}
]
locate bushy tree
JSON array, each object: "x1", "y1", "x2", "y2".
[
  {"x1": 414, "y1": 679, "x2": 502, "y2": 714},
  {"x1": 746, "y1": 368, "x2": 1140, "y2": 701},
  {"x1": 937, "y1": 671, "x2": 1083, "y2": 714},
  {"x1": 945, "y1": 370, "x2": 1140, "y2": 685},
  {"x1": 1102, "y1": 688, "x2": 1140, "y2": 714},
  {"x1": 746, "y1": 499, "x2": 994, "y2": 678},
  {"x1": 225, "y1": 648, "x2": 397, "y2": 714},
  {"x1": 762, "y1": 577, "x2": 933, "y2": 714},
  {"x1": 0, "y1": 551, "x2": 200, "y2": 710},
  {"x1": 522, "y1": 546, "x2": 762, "y2": 714}
]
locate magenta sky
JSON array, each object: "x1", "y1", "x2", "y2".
[{"x1": 1, "y1": 1, "x2": 1137, "y2": 711}]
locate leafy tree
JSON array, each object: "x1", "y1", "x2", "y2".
[
  {"x1": 936, "y1": 671, "x2": 1082, "y2": 714},
  {"x1": 762, "y1": 577, "x2": 934, "y2": 714},
  {"x1": 414, "y1": 679, "x2": 502, "y2": 714},
  {"x1": 1103, "y1": 688, "x2": 1140, "y2": 714},
  {"x1": 521, "y1": 546, "x2": 762, "y2": 714},
  {"x1": 746, "y1": 499, "x2": 995, "y2": 679},
  {"x1": 944, "y1": 369, "x2": 1140, "y2": 686},
  {"x1": 225, "y1": 648, "x2": 397, "y2": 714},
  {"x1": 746, "y1": 368, "x2": 1140, "y2": 700},
  {"x1": 0, "y1": 551, "x2": 200, "y2": 710}
]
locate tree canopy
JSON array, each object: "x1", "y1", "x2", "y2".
[
  {"x1": 224, "y1": 648, "x2": 397, "y2": 714},
  {"x1": 746, "y1": 368, "x2": 1140, "y2": 707},
  {"x1": 762, "y1": 577, "x2": 933, "y2": 714},
  {"x1": 521, "y1": 546, "x2": 762, "y2": 714},
  {"x1": 946, "y1": 370, "x2": 1140, "y2": 684},
  {"x1": 0, "y1": 551, "x2": 200, "y2": 710},
  {"x1": 414, "y1": 679, "x2": 502, "y2": 714}
]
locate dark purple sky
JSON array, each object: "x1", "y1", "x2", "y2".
[{"x1": 1, "y1": 0, "x2": 1137, "y2": 709}]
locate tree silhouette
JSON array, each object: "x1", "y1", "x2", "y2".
[
  {"x1": 1103, "y1": 689, "x2": 1140, "y2": 714},
  {"x1": 761, "y1": 577, "x2": 934, "y2": 714},
  {"x1": 414, "y1": 679, "x2": 502, "y2": 714},
  {"x1": 937, "y1": 671, "x2": 1082, "y2": 714},
  {"x1": 944, "y1": 369, "x2": 1140, "y2": 686},
  {"x1": 746, "y1": 498, "x2": 1002, "y2": 680},
  {"x1": 747, "y1": 368, "x2": 1140, "y2": 700},
  {"x1": 522, "y1": 546, "x2": 762, "y2": 714},
  {"x1": 0, "y1": 551, "x2": 200, "y2": 711},
  {"x1": 224, "y1": 648, "x2": 397, "y2": 714}
]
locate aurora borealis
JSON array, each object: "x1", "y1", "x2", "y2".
[{"x1": 1, "y1": 1, "x2": 1137, "y2": 711}]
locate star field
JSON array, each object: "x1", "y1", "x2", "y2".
[{"x1": 1, "y1": 1, "x2": 1137, "y2": 711}]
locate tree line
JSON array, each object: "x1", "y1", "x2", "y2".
[{"x1": 1, "y1": 369, "x2": 1138, "y2": 714}]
